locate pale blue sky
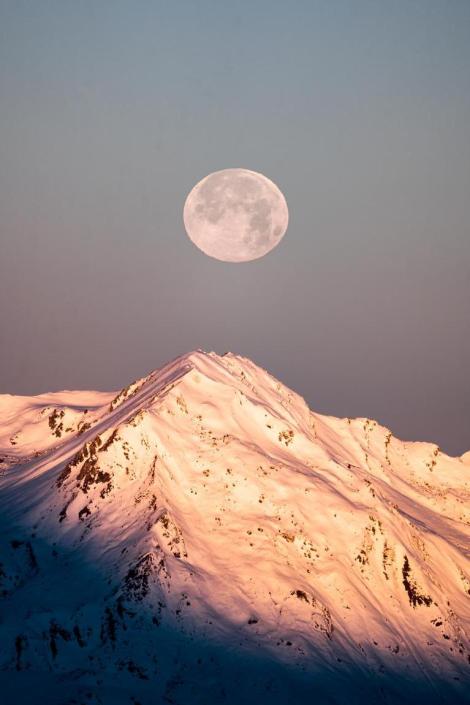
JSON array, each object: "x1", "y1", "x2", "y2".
[{"x1": 1, "y1": 1, "x2": 469, "y2": 454}]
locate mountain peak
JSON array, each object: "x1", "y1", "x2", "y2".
[{"x1": 0, "y1": 351, "x2": 469, "y2": 704}]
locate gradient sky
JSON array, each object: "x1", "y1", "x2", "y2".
[{"x1": 1, "y1": 1, "x2": 469, "y2": 455}]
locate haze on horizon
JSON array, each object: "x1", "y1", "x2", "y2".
[{"x1": 0, "y1": 1, "x2": 469, "y2": 456}]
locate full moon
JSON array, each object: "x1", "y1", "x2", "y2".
[{"x1": 183, "y1": 168, "x2": 289, "y2": 263}]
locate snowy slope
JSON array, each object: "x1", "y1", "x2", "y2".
[{"x1": 0, "y1": 350, "x2": 469, "y2": 705}]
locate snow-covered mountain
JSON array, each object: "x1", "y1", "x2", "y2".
[{"x1": 1, "y1": 350, "x2": 469, "y2": 705}]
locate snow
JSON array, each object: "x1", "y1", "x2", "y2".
[{"x1": 0, "y1": 350, "x2": 469, "y2": 704}]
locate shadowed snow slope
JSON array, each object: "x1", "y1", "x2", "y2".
[{"x1": 0, "y1": 350, "x2": 469, "y2": 704}]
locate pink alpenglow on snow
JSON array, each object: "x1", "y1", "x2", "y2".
[{"x1": 0, "y1": 351, "x2": 469, "y2": 705}]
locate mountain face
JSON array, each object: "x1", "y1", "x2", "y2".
[{"x1": 0, "y1": 350, "x2": 469, "y2": 705}]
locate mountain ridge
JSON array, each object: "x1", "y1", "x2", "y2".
[{"x1": 0, "y1": 350, "x2": 469, "y2": 704}]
